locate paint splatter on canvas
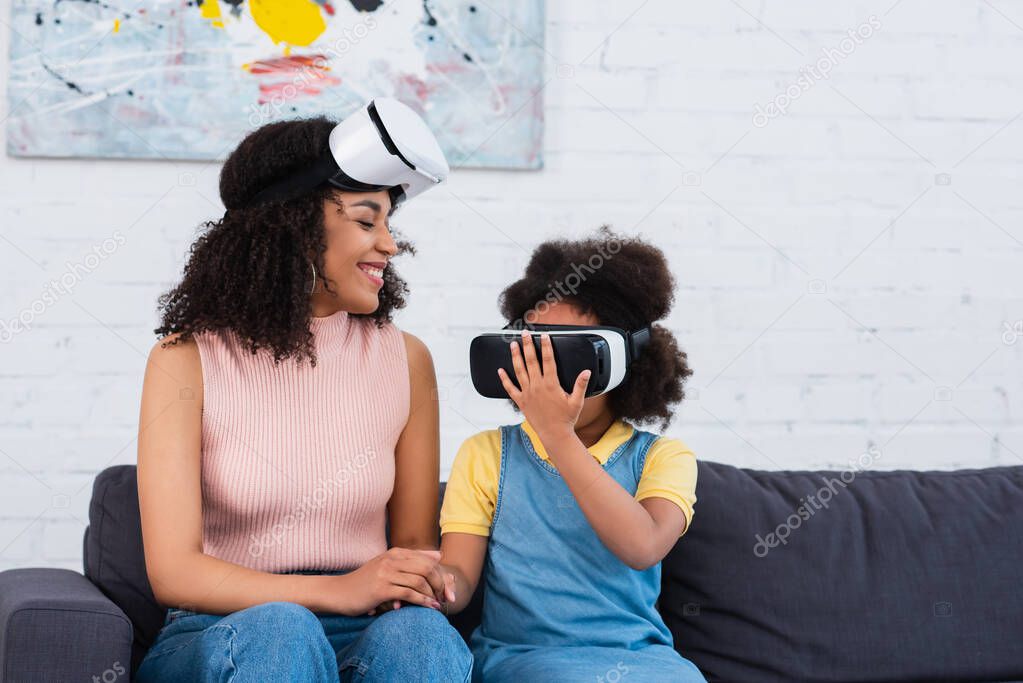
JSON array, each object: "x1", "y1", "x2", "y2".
[{"x1": 6, "y1": 0, "x2": 544, "y2": 168}]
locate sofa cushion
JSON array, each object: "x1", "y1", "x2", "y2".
[
  {"x1": 660, "y1": 460, "x2": 1023, "y2": 683},
  {"x1": 84, "y1": 465, "x2": 164, "y2": 674}
]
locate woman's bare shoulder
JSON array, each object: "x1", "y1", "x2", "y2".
[
  {"x1": 145, "y1": 332, "x2": 203, "y2": 395},
  {"x1": 400, "y1": 330, "x2": 432, "y2": 364}
]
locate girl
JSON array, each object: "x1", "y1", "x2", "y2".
[
  {"x1": 135, "y1": 116, "x2": 470, "y2": 682},
  {"x1": 438, "y1": 229, "x2": 707, "y2": 682}
]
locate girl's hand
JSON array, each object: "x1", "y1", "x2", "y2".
[
  {"x1": 334, "y1": 547, "x2": 449, "y2": 616},
  {"x1": 498, "y1": 331, "x2": 591, "y2": 442}
]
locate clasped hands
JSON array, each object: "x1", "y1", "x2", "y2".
[{"x1": 343, "y1": 547, "x2": 456, "y2": 617}]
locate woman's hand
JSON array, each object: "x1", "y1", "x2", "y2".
[
  {"x1": 498, "y1": 331, "x2": 591, "y2": 442},
  {"x1": 367, "y1": 564, "x2": 458, "y2": 615},
  {"x1": 366, "y1": 562, "x2": 458, "y2": 615},
  {"x1": 331, "y1": 547, "x2": 454, "y2": 616}
]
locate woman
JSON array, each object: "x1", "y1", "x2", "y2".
[{"x1": 135, "y1": 115, "x2": 471, "y2": 682}]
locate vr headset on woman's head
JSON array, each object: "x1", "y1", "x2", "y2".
[
  {"x1": 469, "y1": 324, "x2": 651, "y2": 399},
  {"x1": 246, "y1": 97, "x2": 450, "y2": 209}
]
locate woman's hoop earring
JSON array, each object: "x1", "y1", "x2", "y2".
[{"x1": 309, "y1": 261, "x2": 317, "y2": 295}]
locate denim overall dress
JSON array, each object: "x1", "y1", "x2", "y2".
[{"x1": 469, "y1": 424, "x2": 706, "y2": 683}]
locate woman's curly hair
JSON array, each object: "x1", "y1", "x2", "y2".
[
  {"x1": 155, "y1": 116, "x2": 413, "y2": 366},
  {"x1": 498, "y1": 226, "x2": 693, "y2": 429}
]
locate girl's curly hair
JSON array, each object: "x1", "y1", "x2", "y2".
[
  {"x1": 154, "y1": 116, "x2": 413, "y2": 366},
  {"x1": 498, "y1": 226, "x2": 693, "y2": 430}
]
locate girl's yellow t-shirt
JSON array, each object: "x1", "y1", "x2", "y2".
[{"x1": 440, "y1": 419, "x2": 698, "y2": 538}]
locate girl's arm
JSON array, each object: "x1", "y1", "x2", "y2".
[
  {"x1": 438, "y1": 532, "x2": 488, "y2": 614},
  {"x1": 138, "y1": 334, "x2": 446, "y2": 616},
  {"x1": 534, "y1": 431, "x2": 686, "y2": 570},
  {"x1": 498, "y1": 332, "x2": 687, "y2": 570}
]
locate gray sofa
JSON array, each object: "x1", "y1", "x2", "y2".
[{"x1": 1, "y1": 462, "x2": 1021, "y2": 682}]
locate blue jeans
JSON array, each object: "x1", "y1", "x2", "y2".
[
  {"x1": 135, "y1": 601, "x2": 473, "y2": 682},
  {"x1": 477, "y1": 644, "x2": 706, "y2": 683}
]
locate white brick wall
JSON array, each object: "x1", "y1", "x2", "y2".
[{"x1": 2, "y1": 1, "x2": 1022, "y2": 570}]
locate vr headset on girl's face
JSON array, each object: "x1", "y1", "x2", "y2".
[{"x1": 469, "y1": 324, "x2": 651, "y2": 399}]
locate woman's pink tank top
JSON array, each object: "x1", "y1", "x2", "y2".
[{"x1": 193, "y1": 310, "x2": 409, "y2": 572}]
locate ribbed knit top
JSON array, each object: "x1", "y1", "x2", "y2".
[{"x1": 193, "y1": 310, "x2": 410, "y2": 573}]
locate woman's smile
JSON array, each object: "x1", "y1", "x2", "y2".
[{"x1": 358, "y1": 261, "x2": 387, "y2": 287}]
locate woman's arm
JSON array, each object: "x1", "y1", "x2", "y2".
[
  {"x1": 499, "y1": 332, "x2": 687, "y2": 570},
  {"x1": 138, "y1": 334, "x2": 444, "y2": 615},
  {"x1": 367, "y1": 332, "x2": 455, "y2": 609},
  {"x1": 389, "y1": 332, "x2": 441, "y2": 550}
]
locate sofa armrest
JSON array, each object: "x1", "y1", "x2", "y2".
[{"x1": 0, "y1": 568, "x2": 132, "y2": 683}]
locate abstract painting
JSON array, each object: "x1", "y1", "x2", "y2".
[{"x1": 6, "y1": 0, "x2": 544, "y2": 169}]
